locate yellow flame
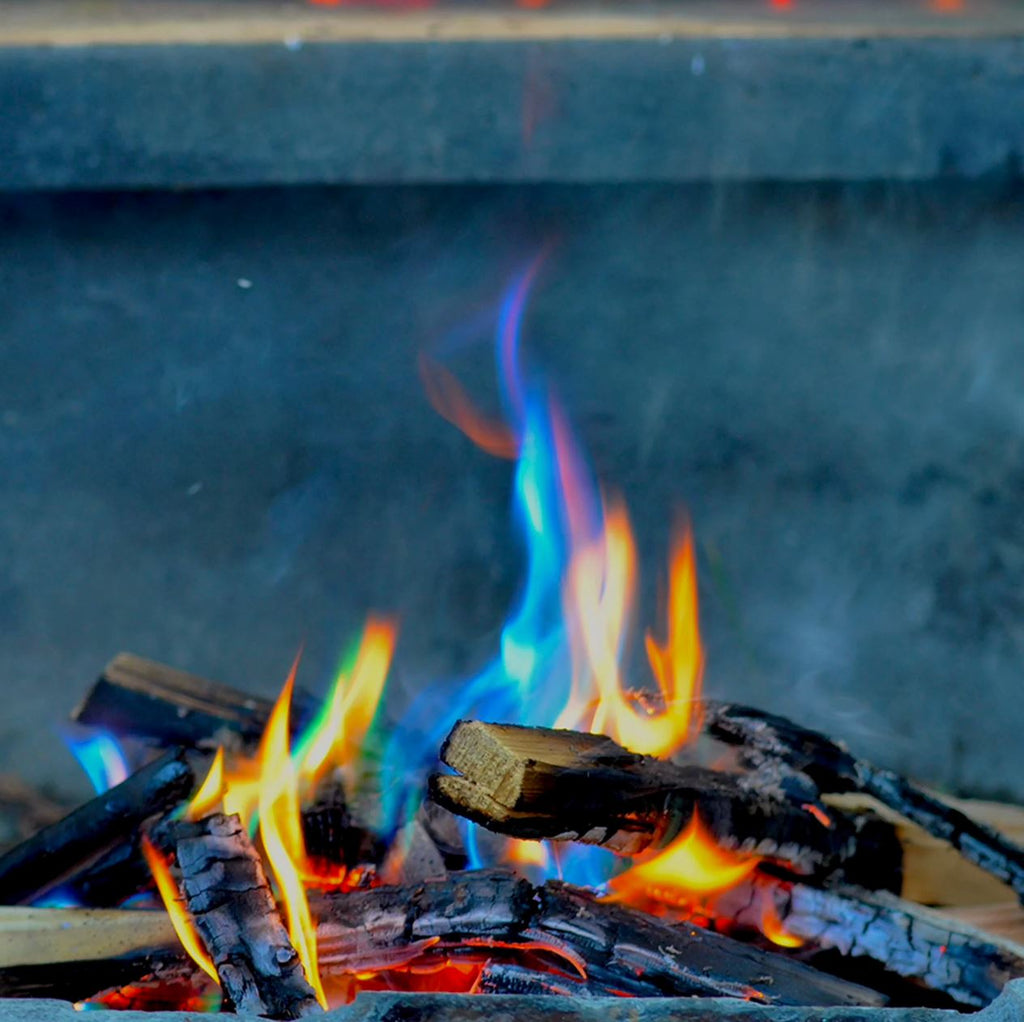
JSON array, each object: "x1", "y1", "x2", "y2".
[
  {"x1": 258, "y1": 661, "x2": 327, "y2": 1008},
  {"x1": 187, "y1": 748, "x2": 224, "y2": 821},
  {"x1": 505, "y1": 838, "x2": 550, "y2": 869},
  {"x1": 640, "y1": 523, "x2": 704, "y2": 747},
  {"x1": 608, "y1": 812, "x2": 760, "y2": 905},
  {"x1": 558, "y1": 502, "x2": 703, "y2": 759},
  {"x1": 298, "y1": 618, "x2": 395, "y2": 787},
  {"x1": 761, "y1": 902, "x2": 804, "y2": 948},
  {"x1": 140, "y1": 836, "x2": 219, "y2": 984}
]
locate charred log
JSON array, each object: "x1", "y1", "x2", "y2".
[
  {"x1": 73, "y1": 652, "x2": 318, "y2": 752},
  {"x1": 313, "y1": 869, "x2": 883, "y2": 1007},
  {"x1": 0, "y1": 747, "x2": 193, "y2": 906},
  {"x1": 709, "y1": 874, "x2": 1024, "y2": 1008},
  {"x1": 172, "y1": 813, "x2": 322, "y2": 1019},
  {"x1": 430, "y1": 721, "x2": 886, "y2": 878},
  {"x1": 705, "y1": 702, "x2": 1024, "y2": 902}
]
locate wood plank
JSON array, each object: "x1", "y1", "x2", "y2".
[
  {"x1": 0, "y1": 907, "x2": 177, "y2": 968},
  {"x1": 2, "y1": 1, "x2": 1024, "y2": 48}
]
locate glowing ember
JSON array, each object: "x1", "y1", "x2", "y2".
[
  {"x1": 140, "y1": 836, "x2": 219, "y2": 984},
  {"x1": 607, "y1": 812, "x2": 761, "y2": 908}
]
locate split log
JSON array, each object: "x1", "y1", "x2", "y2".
[
  {"x1": 172, "y1": 813, "x2": 323, "y2": 1019},
  {"x1": 705, "y1": 702, "x2": 1024, "y2": 902},
  {"x1": 73, "y1": 652, "x2": 318, "y2": 752},
  {"x1": 708, "y1": 875, "x2": 1024, "y2": 1008},
  {"x1": 430, "y1": 721, "x2": 888, "y2": 878},
  {"x1": 313, "y1": 869, "x2": 883, "y2": 1007},
  {"x1": 0, "y1": 747, "x2": 194, "y2": 905}
]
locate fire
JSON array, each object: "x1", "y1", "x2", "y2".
[
  {"x1": 761, "y1": 903, "x2": 804, "y2": 949},
  {"x1": 140, "y1": 836, "x2": 219, "y2": 984},
  {"x1": 258, "y1": 663, "x2": 328, "y2": 1008},
  {"x1": 559, "y1": 505, "x2": 703, "y2": 758},
  {"x1": 297, "y1": 617, "x2": 396, "y2": 787},
  {"x1": 607, "y1": 812, "x2": 760, "y2": 908},
  {"x1": 187, "y1": 748, "x2": 224, "y2": 821}
]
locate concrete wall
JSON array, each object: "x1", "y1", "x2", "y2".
[{"x1": 1, "y1": 180, "x2": 1023, "y2": 800}]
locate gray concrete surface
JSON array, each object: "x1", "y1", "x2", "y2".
[
  {"x1": 1, "y1": 27, "x2": 1024, "y2": 189},
  {"x1": 1, "y1": 181, "x2": 1023, "y2": 802},
  {"x1": 1, "y1": 985, "x2": 1020, "y2": 1021}
]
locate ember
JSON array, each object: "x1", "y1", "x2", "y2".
[{"x1": 1, "y1": 265, "x2": 1024, "y2": 1018}]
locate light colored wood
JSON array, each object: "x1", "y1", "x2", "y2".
[
  {"x1": 946, "y1": 903, "x2": 1024, "y2": 945},
  {"x1": 1, "y1": 1, "x2": 1023, "y2": 48},
  {"x1": 827, "y1": 793, "x2": 1024, "y2": 907},
  {"x1": 0, "y1": 907, "x2": 177, "y2": 967}
]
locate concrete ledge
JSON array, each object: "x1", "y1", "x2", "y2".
[{"x1": 1, "y1": 2, "x2": 1023, "y2": 188}]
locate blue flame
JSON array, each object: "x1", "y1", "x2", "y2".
[
  {"x1": 379, "y1": 256, "x2": 617, "y2": 885},
  {"x1": 63, "y1": 728, "x2": 130, "y2": 795}
]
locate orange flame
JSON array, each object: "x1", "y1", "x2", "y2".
[
  {"x1": 761, "y1": 902, "x2": 804, "y2": 949},
  {"x1": 257, "y1": 661, "x2": 328, "y2": 1008},
  {"x1": 558, "y1": 504, "x2": 703, "y2": 759},
  {"x1": 298, "y1": 617, "x2": 395, "y2": 788},
  {"x1": 608, "y1": 812, "x2": 760, "y2": 908},
  {"x1": 140, "y1": 836, "x2": 219, "y2": 984},
  {"x1": 187, "y1": 748, "x2": 224, "y2": 821},
  {"x1": 419, "y1": 352, "x2": 519, "y2": 460}
]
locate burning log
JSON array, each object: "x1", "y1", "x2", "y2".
[
  {"x1": 430, "y1": 721, "x2": 885, "y2": 878},
  {"x1": 73, "y1": 652, "x2": 318, "y2": 752},
  {"x1": 172, "y1": 813, "x2": 323, "y2": 1019},
  {"x1": 709, "y1": 875, "x2": 1024, "y2": 1008},
  {"x1": 0, "y1": 747, "x2": 194, "y2": 906},
  {"x1": 313, "y1": 869, "x2": 883, "y2": 1007},
  {"x1": 705, "y1": 702, "x2": 1024, "y2": 902}
]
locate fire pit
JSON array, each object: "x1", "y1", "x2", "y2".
[{"x1": 3, "y1": 265, "x2": 1024, "y2": 1020}]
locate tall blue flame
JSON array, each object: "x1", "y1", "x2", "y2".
[{"x1": 379, "y1": 257, "x2": 615, "y2": 885}]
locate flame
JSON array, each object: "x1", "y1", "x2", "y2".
[
  {"x1": 420, "y1": 353, "x2": 519, "y2": 460},
  {"x1": 187, "y1": 748, "x2": 224, "y2": 821},
  {"x1": 64, "y1": 729, "x2": 130, "y2": 795},
  {"x1": 257, "y1": 661, "x2": 328, "y2": 1008},
  {"x1": 297, "y1": 617, "x2": 396, "y2": 787},
  {"x1": 140, "y1": 836, "x2": 219, "y2": 984},
  {"x1": 608, "y1": 813, "x2": 761, "y2": 907},
  {"x1": 761, "y1": 903, "x2": 804, "y2": 949}
]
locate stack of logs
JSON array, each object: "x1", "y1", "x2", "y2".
[{"x1": 0, "y1": 652, "x2": 1023, "y2": 1017}]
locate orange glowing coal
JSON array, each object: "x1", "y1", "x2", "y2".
[{"x1": 607, "y1": 812, "x2": 760, "y2": 909}]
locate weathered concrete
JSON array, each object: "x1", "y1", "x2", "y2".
[
  {"x1": 3, "y1": 982, "x2": 1024, "y2": 1021},
  {"x1": 1, "y1": 182, "x2": 1024, "y2": 803},
  {"x1": 1, "y1": 10, "x2": 1023, "y2": 189}
]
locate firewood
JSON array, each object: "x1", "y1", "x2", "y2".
[
  {"x1": 301, "y1": 781, "x2": 385, "y2": 876},
  {"x1": 704, "y1": 701, "x2": 1024, "y2": 903},
  {"x1": 0, "y1": 907, "x2": 177, "y2": 967},
  {"x1": 0, "y1": 747, "x2": 194, "y2": 906},
  {"x1": 172, "y1": 813, "x2": 322, "y2": 1019},
  {"x1": 73, "y1": 652, "x2": 318, "y2": 751},
  {"x1": 709, "y1": 875, "x2": 1024, "y2": 1008},
  {"x1": 430, "y1": 721, "x2": 884, "y2": 877},
  {"x1": 0, "y1": 952, "x2": 193, "y2": 1003},
  {"x1": 313, "y1": 869, "x2": 883, "y2": 1006}
]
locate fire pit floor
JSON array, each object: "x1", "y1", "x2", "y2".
[{"x1": 4, "y1": 986, "x2": 1024, "y2": 1022}]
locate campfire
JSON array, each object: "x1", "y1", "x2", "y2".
[{"x1": 2, "y1": 263, "x2": 1024, "y2": 1018}]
